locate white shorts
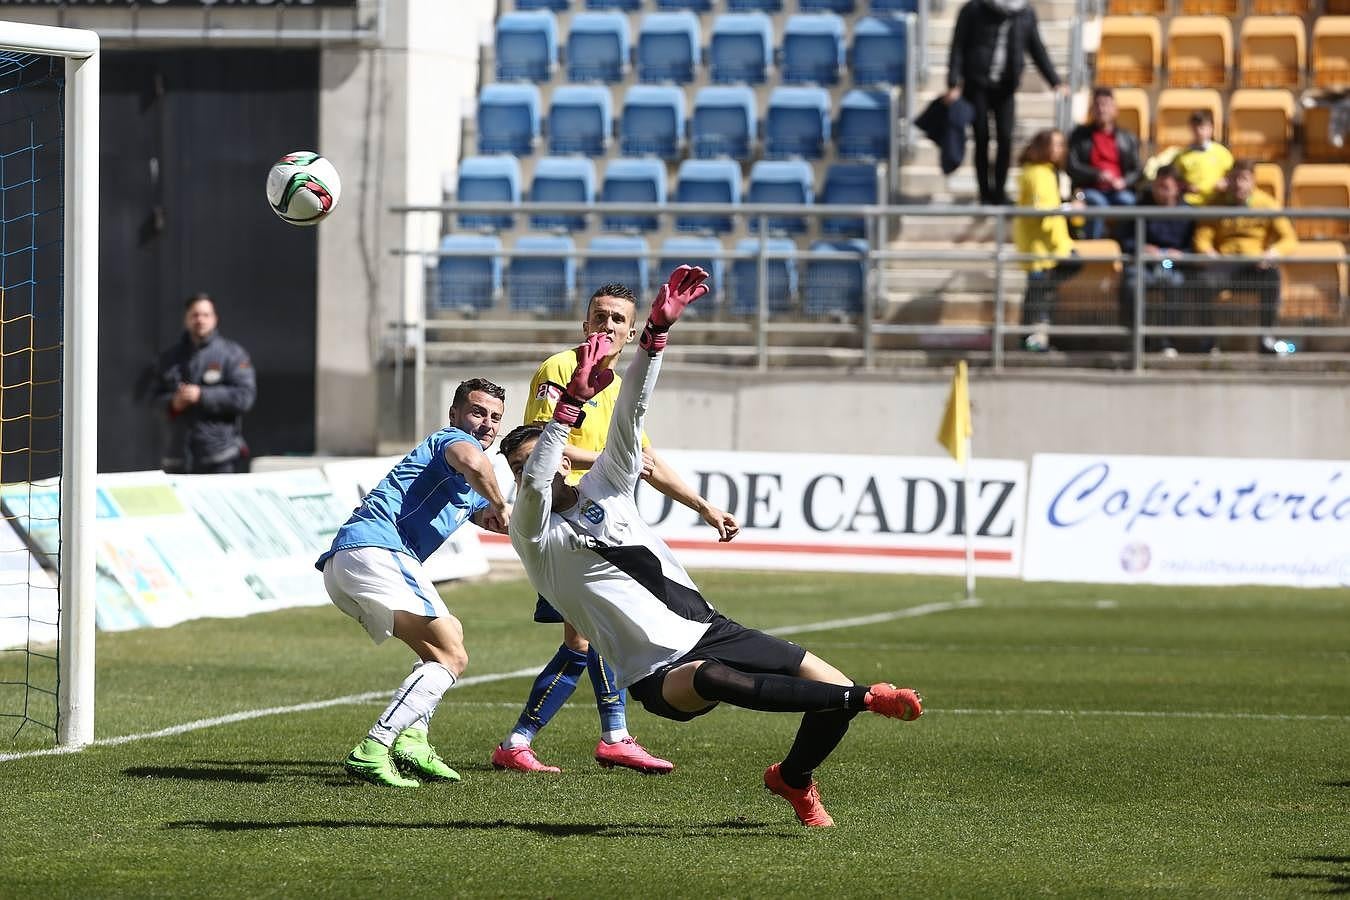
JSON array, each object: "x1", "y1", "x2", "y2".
[{"x1": 322, "y1": 546, "x2": 450, "y2": 644}]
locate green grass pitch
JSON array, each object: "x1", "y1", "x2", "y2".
[{"x1": 1, "y1": 571, "x2": 1347, "y2": 898}]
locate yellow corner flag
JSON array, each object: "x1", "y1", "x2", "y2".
[{"x1": 937, "y1": 361, "x2": 972, "y2": 464}]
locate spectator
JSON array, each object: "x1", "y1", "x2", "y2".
[
  {"x1": 1014, "y1": 129, "x2": 1082, "y2": 352},
  {"x1": 946, "y1": 0, "x2": 1068, "y2": 206},
  {"x1": 1171, "y1": 109, "x2": 1234, "y2": 206},
  {"x1": 151, "y1": 293, "x2": 256, "y2": 473},
  {"x1": 1067, "y1": 87, "x2": 1142, "y2": 240},
  {"x1": 1194, "y1": 160, "x2": 1298, "y2": 355},
  {"x1": 1117, "y1": 165, "x2": 1195, "y2": 356}
]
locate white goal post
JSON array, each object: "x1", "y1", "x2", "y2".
[{"x1": 0, "y1": 22, "x2": 99, "y2": 748}]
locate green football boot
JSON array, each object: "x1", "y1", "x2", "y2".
[
  {"x1": 391, "y1": 727, "x2": 462, "y2": 783},
  {"x1": 344, "y1": 737, "x2": 420, "y2": 788}
]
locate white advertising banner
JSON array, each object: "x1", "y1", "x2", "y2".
[
  {"x1": 480, "y1": 450, "x2": 1028, "y2": 576},
  {"x1": 0, "y1": 508, "x2": 56, "y2": 651},
  {"x1": 1024, "y1": 453, "x2": 1350, "y2": 587}
]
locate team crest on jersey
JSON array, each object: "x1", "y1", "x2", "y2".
[{"x1": 580, "y1": 499, "x2": 605, "y2": 525}]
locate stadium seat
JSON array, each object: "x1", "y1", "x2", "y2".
[
  {"x1": 1302, "y1": 104, "x2": 1341, "y2": 163},
  {"x1": 1112, "y1": 87, "x2": 1151, "y2": 149},
  {"x1": 637, "y1": 12, "x2": 701, "y2": 84},
  {"x1": 871, "y1": 0, "x2": 918, "y2": 11},
  {"x1": 1328, "y1": 0, "x2": 1350, "y2": 13},
  {"x1": 747, "y1": 159, "x2": 815, "y2": 235},
  {"x1": 659, "y1": 237, "x2": 725, "y2": 310},
  {"x1": 547, "y1": 85, "x2": 611, "y2": 156},
  {"x1": 836, "y1": 89, "x2": 892, "y2": 161},
  {"x1": 729, "y1": 0, "x2": 784, "y2": 10},
  {"x1": 508, "y1": 235, "x2": 576, "y2": 314},
  {"x1": 587, "y1": 0, "x2": 641, "y2": 9},
  {"x1": 456, "y1": 155, "x2": 521, "y2": 231},
  {"x1": 517, "y1": 0, "x2": 569, "y2": 9},
  {"x1": 1227, "y1": 89, "x2": 1295, "y2": 161},
  {"x1": 477, "y1": 84, "x2": 541, "y2": 156},
  {"x1": 1167, "y1": 18, "x2": 1232, "y2": 89},
  {"x1": 710, "y1": 13, "x2": 774, "y2": 85},
  {"x1": 566, "y1": 12, "x2": 630, "y2": 84},
  {"x1": 1239, "y1": 17, "x2": 1305, "y2": 89},
  {"x1": 1106, "y1": 0, "x2": 1165, "y2": 12},
  {"x1": 851, "y1": 16, "x2": 909, "y2": 86},
  {"x1": 1251, "y1": 0, "x2": 1308, "y2": 12},
  {"x1": 1312, "y1": 18, "x2": 1350, "y2": 91},
  {"x1": 1097, "y1": 17, "x2": 1161, "y2": 88},
  {"x1": 675, "y1": 158, "x2": 742, "y2": 234},
  {"x1": 657, "y1": 0, "x2": 713, "y2": 10},
  {"x1": 1280, "y1": 242, "x2": 1348, "y2": 324},
  {"x1": 782, "y1": 14, "x2": 846, "y2": 86},
  {"x1": 691, "y1": 85, "x2": 758, "y2": 159},
  {"x1": 1154, "y1": 89, "x2": 1223, "y2": 149},
  {"x1": 1056, "y1": 240, "x2": 1123, "y2": 324},
  {"x1": 820, "y1": 163, "x2": 879, "y2": 238},
  {"x1": 619, "y1": 85, "x2": 685, "y2": 160},
  {"x1": 1254, "y1": 161, "x2": 1286, "y2": 207},
  {"x1": 1178, "y1": 0, "x2": 1237, "y2": 14},
  {"x1": 731, "y1": 237, "x2": 797, "y2": 315},
  {"x1": 529, "y1": 156, "x2": 596, "y2": 232},
  {"x1": 600, "y1": 157, "x2": 667, "y2": 233},
  {"x1": 764, "y1": 86, "x2": 832, "y2": 160},
  {"x1": 1290, "y1": 164, "x2": 1350, "y2": 241},
  {"x1": 434, "y1": 234, "x2": 502, "y2": 313},
  {"x1": 800, "y1": 0, "x2": 856, "y2": 11},
  {"x1": 582, "y1": 236, "x2": 650, "y2": 298},
  {"x1": 803, "y1": 239, "x2": 867, "y2": 317},
  {"x1": 495, "y1": 11, "x2": 558, "y2": 83}
]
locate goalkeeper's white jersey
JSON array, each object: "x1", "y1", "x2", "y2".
[{"x1": 510, "y1": 350, "x2": 713, "y2": 688}]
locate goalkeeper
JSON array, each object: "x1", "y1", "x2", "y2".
[{"x1": 502, "y1": 267, "x2": 925, "y2": 827}]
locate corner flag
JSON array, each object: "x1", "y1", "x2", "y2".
[{"x1": 937, "y1": 361, "x2": 972, "y2": 463}]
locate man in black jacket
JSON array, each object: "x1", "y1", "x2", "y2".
[
  {"x1": 1067, "y1": 88, "x2": 1142, "y2": 240},
  {"x1": 1117, "y1": 166, "x2": 1195, "y2": 355},
  {"x1": 946, "y1": 0, "x2": 1067, "y2": 206},
  {"x1": 152, "y1": 293, "x2": 257, "y2": 473}
]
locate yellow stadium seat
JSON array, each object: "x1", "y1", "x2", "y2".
[
  {"x1": 1098, "y1": 17, "x2": 1162, "y2": 87},
  {"x1": 1227, "y1": 89, "x2": 1295, "y2": 160},
  {"x1": 1240, "y1": 17, "x2": 1306, "y2": 89},
  {"x1": 1179, "y1": 0, "x2": 1237, "y2": 14},
  {"x1": 1253, "y1": 161, "x2": 1285, "y2": 207},
  {"x1": 1057, "y1": 240, "x2": 1123, "y2": 324},
  {"x1": 1251, "y1": 0, "x2": 1310, "y2": 12},
  {"x1": 1281, "y1": 242, "x2": 1347, "y2": 324},
  {"x1": 1312, "y1": 17, "x2": 1350, "y2": 91},
  {"x1": 1155, "y1": 89, "x2": 1225, "y2": 149},
  {"x1": 1302, "y1": 105, "x2": 1342, "y2": 163},
  {"x1": 1108, "y1": 0, "x2": 1166, "y2": 11},
  {"x1": 1112, "y1": 87, "x2": 1152, "y2": 148},
  {"x1": 1168, "y1": 17, "x2": 1233, "y2": 88},
  {"x1": 1290, "y1": 164, "x2": 1350, "y2": 241}
]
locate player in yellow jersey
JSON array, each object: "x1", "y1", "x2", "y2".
[{"x1": 491, "y1": 282, "x2": 739, "y2": 775}]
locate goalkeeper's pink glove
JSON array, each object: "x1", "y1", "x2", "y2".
[
  {"x1": 641, "y1": 265, "x2": 710, "y2": 353},
  {"x1": 554, "y1": 331, "x2": 615, "y2": 427}
]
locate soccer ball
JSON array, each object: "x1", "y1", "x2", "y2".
[{"x1": 265, "y1": 151, "x2": 341, "y2": 226}]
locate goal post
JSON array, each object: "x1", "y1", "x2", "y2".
[{"x1": 0, "y1": 22, "x2": 99, "y2": 748}]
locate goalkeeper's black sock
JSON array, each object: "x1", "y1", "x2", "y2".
[
  {"x1": 690, "y1": 660, "x2": 869, "y2": 713},
  {"x1": 779, "y1": 708, "x2": 861, "y2": 789}
]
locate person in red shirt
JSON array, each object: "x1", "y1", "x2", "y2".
[{"x1": 1067, "y1": 87, "x2": 1142, "y2": 240}]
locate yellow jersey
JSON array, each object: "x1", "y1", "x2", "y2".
[
  {"x1": 1014, "y1": 162, "x2": 1074, "y2": 272},
  {"x1": 1172, "y1": 142, "x2": 1234, "y2": 206}
]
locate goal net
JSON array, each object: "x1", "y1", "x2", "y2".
[{"x1": 0, "y1": 23, "x2": 97, "y2": 751}]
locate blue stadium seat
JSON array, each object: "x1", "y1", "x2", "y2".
[
  {"x1": 799, "y1": 0, "x2": 856, "y2": 11},
  {"x1": 583, "y1": 235, "x2": 650, "y2": 297},
  {"x1": 803, "y1": 239, "x2": 867, "y2": 316},
  {"x1": 547, "y1": 85, "x2": 611, "y2": 156},
  {"x1": 657, "y1": 0, "x2": 713, "y2": 10},
  {"x1": 567, "y1": 12, "x2": 629, "y2": 83},
  {"x1": 691, "y1": 85, "x2": 757, "y2": 159},
  {"x1": 601, "y1": 157, "x2": 667, "y2": 233},
  {"x1": 782, "y1": 14, "x2": 845, "y2": 85},
  {"x1": 620, "y1": 85, "x2": 685, "y2": 159},
  {"x1": 435, "y1": 234, "x2": 502, "y2": 313},
  {"x1": 764, "y1": 86, "x2": 832, "y2": 159},
  {"x1": 729, "y1": 0, "x2": 783, "y2": 10},
  {"x1": 509, "y1": 235, "x2": 576, "y2": 314},
  {"x1": 477, "y1": 84, "x2": 541, "y2": 156},
  {"x1": 675, "y1": 158, "x2": 741, "y2": 234},
  {"x1": 517, "y1": 0, "x2": 569, "y2": 9},
  {"x1": 731, "y1": 237, "x2": 797, "y2": 315},
  {"x1": 821, "y1": 163, "x2": 878, "y2": 237},
  {"x1": 747, "y1": 159, "x2": 814, "y2": 235},
  {"x1": 586, "y1": 0, "x2": 641, "y2": 10},
  {"x1": 851, "y1": 16, "x2": 908, "y2": 86},
  {"x1": 836, "y1": 89, "x2": 891, "y2": 160},
  {"x1": 710, "y1": 13, "x2": 773, "y2": 85},
  {"x1": 530, "y1": 157, "x2": 596, "y2": 232},
  {"x1": 495, "y1": 11, "x2": 558, "y2": 83},
  {"x1": 456, "y1": 155, "x2": 521, "y2": 231},
  {"x1": 871, "y1": 0, "x2": 918, "y2": 11},
  {"x1": 659, "y1": 237, "x2": 724, "y2": 312},
  {"x1": 637, "y1": 12, "x2": 701, "y2": 84}
]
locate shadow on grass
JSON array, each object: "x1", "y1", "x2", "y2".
[
  {"x1": 166, "y1": 818, "x2": 780, "y2": 839},
  {"x1": 125, "y1": 760, "x2": 337, "y2": 784},
  {"x1": 1269, "y1": 855, "x2": 1350, "y2": 895}
]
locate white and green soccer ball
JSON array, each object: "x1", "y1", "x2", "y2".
[{"x1": 265, "y1": 151, "x2": 341, "y2": 226}]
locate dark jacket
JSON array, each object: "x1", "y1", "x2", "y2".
[
  {"x1": 915, "y1": 95, "x2": 976, "y2": 174},
  {"x1": 1117, "y1": 196, "x2": 1196, "y2": 255},
  {"x1": 1066, "y1": 123, "x2": 1142, "y2": 191},
  {"x1": 947, "y1": 0, "x2": 1061, "y2": 92},
  {"x1": 152, "y1": 331, "x2": 256, "y2": 472}
]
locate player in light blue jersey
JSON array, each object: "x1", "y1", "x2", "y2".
[{"x1": 317, "y1": 377, "x2": 511, "y2": 788}]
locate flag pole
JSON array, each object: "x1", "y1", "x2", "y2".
[{"x1": 963, "y1": 432, "x2": 975, "y2": 601}]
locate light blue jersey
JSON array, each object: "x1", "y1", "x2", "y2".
[{"x1": 316, "y1": 427, "x2": 489, "y2": 569}]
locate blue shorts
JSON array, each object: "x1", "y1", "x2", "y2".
[{"x1": 533, "y1": 595, "x2": 564, "y2": 624}]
